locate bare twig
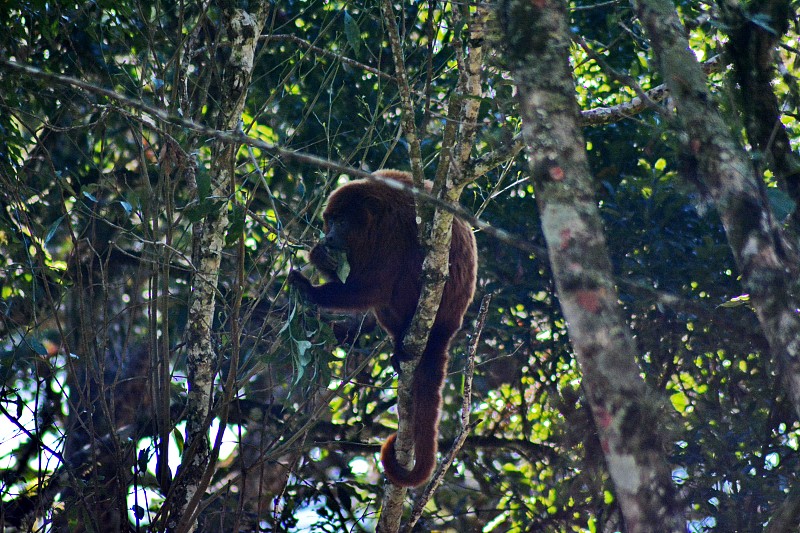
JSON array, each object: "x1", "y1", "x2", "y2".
[
  {"x1": 379, "y1": 0, "x2": 425, "y2": 187},
  {"x1": 0, "y1": 58, "x2": 544, "y2": 259},
  {"x1": 264, "y1": 34, "x2": 394, "y2": 80},
  {"x1": 407, "y1": 294, "x2": 492, "y2": 530}
]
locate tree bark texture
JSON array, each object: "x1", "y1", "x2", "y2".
[
  {"x1": 167, "y1": 4, "x2": 270, "y2": 532},
  {"x1": 376, "y1": 3, "x2": 431, "y2": 529},
  {"x1": 499, "y1": 1, "x2": 683, "y2": 531},
  {"x1": 632, "y1": 0, "x2": 800, "y2": 424},
  {"x1": 718, "y1": 0, "x2": 800, "y2": 211},
  {"x1": 377, "y1": 3, "x2": 485, "y2": 530}
]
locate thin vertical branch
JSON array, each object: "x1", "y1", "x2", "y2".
[
  {"x1": 380, "y1": 0, "x2": 425, "y2": 188},
  {"x1": 165, "y1": 4, "x2": 271, "y2": 532},
  {"x1": 377, "y1": 4, "x2": 485, "y2": 530},
  {"x1": 407, "y1": 294, "x2": 491, "y2": 530},
  {"x1": 376, "y1": 3, "x2": 427, "y2": 529}
]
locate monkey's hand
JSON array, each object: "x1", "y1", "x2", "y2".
[
  {"x1": 288, "y1": 270, "x2": 314, "y2": 301},
  {"x1": 390, "y1": 340, "x2": 415, "y2": 374},
  {"x1": 310, "y1": 243, "x2": 350, "y2": 283}
]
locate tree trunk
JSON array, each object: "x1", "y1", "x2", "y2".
[
  {"x1": 633, "y1": 0, "x2": 800, "y2": 424},
  {"x1": 165, "y1": 4, "x2": 270, "y2": 532},
  {"x1": 498, "y1": 0, "x2": 683, "y2": 530}
]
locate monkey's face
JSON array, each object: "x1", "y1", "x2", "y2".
[
  {"x1": 309, "y1": 214, "x2": 356, "y2": 282},
  {"x1": 320, "y1": 214, "x2": 351, "y2": 251}
]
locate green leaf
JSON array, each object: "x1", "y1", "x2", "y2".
[
  {"x1": 196, "y1": 169, "x2": 211, "y2": 201},
  {"x1": 343, "y1": 11, "x2": 361, "y2": 57},
  {"x1": 748, "y1": 13, "x2": 778, "y2": 35},
  {"x1": 670, "y1": 391, "x2": 689, "y2": 413},
  {"x1": 292, "y1": 340, "x2": 313, "y2": 384},
  {"x1": 334, "y1": 250, "x2": 350, "y2": 283},
  {"x1": 45, "y1": 215, "x2": 65, "y2": 245},
  {"x1": 766, "y1": 187, "x2": 795, "y2": 222},
  {"x1": 295, "y1": 340, "x2": 312, "y2": 363},
  {"x1": 172, "y1": 427, "x2": 185, "y2": 454},
  {"x1": 719, "y1": 294, "x2": 750, "y2": 308},
  {"x1": 225, "y1": 204, "x2": 245, "y2": 246}
]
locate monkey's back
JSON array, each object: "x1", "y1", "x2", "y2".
[{"x1": 323, "y1": 170, "x2": 476, "y2": 339}]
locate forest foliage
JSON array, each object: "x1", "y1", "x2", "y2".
[{"x1": 1, "y1": 0, "x2": 799, "y2": 531}]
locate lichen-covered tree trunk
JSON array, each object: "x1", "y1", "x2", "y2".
[
  {"x1": 376, "y1": 0, "x2": 452, "y2": 526},
  {"x1": 376, "y1": 2, "x2": 486, "y2": 531},
  {"x1": 498, "y1": 1, "x2": 683, "y2": 531},
  {"x1": 632, "y1": 0, "x2": 800, "y2": 423},
  {"x1": 718, "y1": 0, "x2": 800, "y2": 215},
  {"x1": 165, "y1": 4, "x2": 270, "y2": 532}
]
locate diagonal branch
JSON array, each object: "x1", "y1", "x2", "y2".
[{"x1": 633, "y1": 0, "x2": 800, "y2": 429}]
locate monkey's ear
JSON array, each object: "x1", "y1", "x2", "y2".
[
  {"x1": 360, "y1": 195, "x2": 388, "y2": 219},
  {"x1": 362, "y1": 208, "x2": 375, "y2": 229}
]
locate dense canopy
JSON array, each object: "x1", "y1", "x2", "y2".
[{"x1": 1, "y1": 0, "x2": 799, "y2": 531}]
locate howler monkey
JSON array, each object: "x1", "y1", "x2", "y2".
[{"x1": 288, "y1": 169, "x2": 477, "y2": 487}]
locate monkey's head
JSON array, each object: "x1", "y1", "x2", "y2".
[
  {"x1": 308, "y1": 176, "x2": 416, "y2": 283},
  {"x1": 307, "y1": 185, "x2": 371, "y2": 282}
]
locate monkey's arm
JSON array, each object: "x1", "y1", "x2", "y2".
[{"x1": 288, "y1": 271, "x2": 384, "y2": 311}]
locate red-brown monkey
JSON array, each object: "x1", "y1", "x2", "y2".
[{"x1": 288, "y1": 169, "x2": 477, "y2": 487}]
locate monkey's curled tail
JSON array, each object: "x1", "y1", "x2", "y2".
[{"x1": 380, "y1": 348, "x2": 447, "y2": 488}]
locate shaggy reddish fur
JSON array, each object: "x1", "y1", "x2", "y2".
[{"x1": 289, "y1": 169, "x2": 477, "y2": 487}]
